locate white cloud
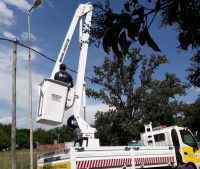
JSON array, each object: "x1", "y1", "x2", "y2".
[
  {"x1": 21, "y1": 32, "x2": 37, "y2": 42},
  {"x1": 0, "y1": 116, "x2": 29, "y2": 127},
  {"x1": 17, "y1": 117, "x2": 29, "y2": 126},
  {"x1": 0, "y1": 0, "x2": 32, "y2": 32},
  {"x1": 0, "y1": 45, "x2": 43, "y2": 111},
  {"x1": 0, "y1": 42, "x2": 46, "y2": 129},
  {"x1": 3, "y1": 30, "x2": 17, "y2": 39},
  {"x1": 0, "y1": 116, "x2": 11, "y2": 124},
  {"x1": 2, "y1": 0, "x2": 31, "y2": 12},
  {"x1": 196, "y1": 88, "x2": 200, "y2": 92},
  {"x1": 0, "y1": 1, "x2": 15, "y2": 26},
  {"x1": 46, "y1": 0, "x2": 54, "y2": 8},
  {"x1": 80, "y1": 103, "x2": 111, "y2": 124}
]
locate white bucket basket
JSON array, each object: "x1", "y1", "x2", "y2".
[{"x1": 36, "y1": 78, "x2": 71, "y2": 126}]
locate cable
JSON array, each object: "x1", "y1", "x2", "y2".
[
  {"x1": 0, "y1": 37, "x2": 186, "y2": 111},
  {"x1": 18, "y1": 41, "x2": 56, "y2": 62},
  {"x1": 0, "y1": 37, "x2": 103, "y2": 84},
  {"x1": 0, "y1": 37, "x2": 15, "y2": 43}
]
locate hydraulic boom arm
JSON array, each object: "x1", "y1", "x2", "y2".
[{"x1": 37, "y1": 2, "x2": 99, "y2": 147}]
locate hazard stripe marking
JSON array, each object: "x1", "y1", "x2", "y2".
[{"x1": 76, "y1": 156, "x2": 175, "y2": 169}]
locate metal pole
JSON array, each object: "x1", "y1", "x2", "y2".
[
  {"x1": 27, "y1": 1, "x2": 42, "y2": 168},
  {"x1": 11, "y1": 37, "x2": 18, "y2": 169},
  {"x1": 28, "y1": 9, "x2": 33, "y2": 169}
]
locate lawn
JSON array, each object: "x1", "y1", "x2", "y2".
[{"x1": 0, "y1": 148, "x2": 57, "y2": 169}]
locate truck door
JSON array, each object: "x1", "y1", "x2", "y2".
[
  {"x1": 171, "y1": 129, "x2": 182, "y2": 165},
  {"x1": 179, "y1": 129, "x2": 200, "y2": 163}
]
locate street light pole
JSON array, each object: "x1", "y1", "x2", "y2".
[{"x1": 28, "y1": 1, "x2": 42, "y2": 169}]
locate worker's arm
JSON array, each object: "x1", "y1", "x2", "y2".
[
  {"x1": 54, "y1": 73, "x2": 57, "y2": 80},
  {"x1": 70, "y1": 81, "x2": 74, "y2": 88},
  {"x1": 68, "y1": 74, "x2": 74, "y2": 88}
]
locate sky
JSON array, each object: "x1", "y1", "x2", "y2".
[{"x1": 0, "y1": 0, "x2": 199, "y2": 130}]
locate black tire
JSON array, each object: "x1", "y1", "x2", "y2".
[{"x1": 185, "y1": 165, "x2": 195, "y2": 169}]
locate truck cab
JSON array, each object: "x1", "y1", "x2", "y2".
[{"x1": 141, "y1": 125, "x2": 200, "y2": 169}]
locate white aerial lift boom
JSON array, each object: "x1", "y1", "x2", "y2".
[{"x1": 36, "y1": 2, "x2": 99, "y2": 147}]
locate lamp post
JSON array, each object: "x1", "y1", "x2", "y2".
[{"x1": 28, "y1": 0, "x2": 42, "y2": 169}]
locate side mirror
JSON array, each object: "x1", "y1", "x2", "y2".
[{"x1": 193, "y1": 146, "x2": 199, "y2": 153}]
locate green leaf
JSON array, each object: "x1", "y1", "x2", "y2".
[
  {"x1": 117, "y1": 13, "x2": 131, "y2": 20},
  {"x1": 116, "y1": 13, "x2": 131, "y2": 27},
  {"x1": 102, "y1": 37, "x2": 110, "y2": 54},
  {"x1": 197, "y1": 54, "x2": 200, "y2": 63},
  {"x1": 112, "y1": 23, "x2": 124, "y2": 41},
  {"x1": 104, "y1": 13, "x2": 119, "y2": 27},
  {"x1": 137, "y1": 7, "x2": 144, "y2": 22},
  {"x1": 156, "y1": 0, "x2": 161, "y2": 11},
  {"x1": 132, "y1": 0, "x2": 138, "y2": 3},
  {"x1": 124, "y1": 3, "x2": 130, "y2": 12},
  {"x1": 127, "y1": 20, "x2": 141, "y2": 40},
  {"x1": 112, "y1": 42, "x2": 123, "y2": 58},
  {"x1": 102, "y1": 30, "x2": 112, "y2": 54},
  {"x1": 195, "y1": 68, "x2": 200, "y2": 76},
  {"x1": 138, "y1": 31, "x2": 146, "y2": 46},
  {"x1": 143, "y1": 26, "x2": 161, "y2": 52},
  {"x1": 132, "y1": 9, "x2": 138, "y2": 16},
  {"x1": 194, "y1": 78, "x2": 200, "y2": 87},
  {"x1": 178, "y1": 32, "x2": 184, "y2": 43},
  {"x1": 119, "y1": 31, "x2": 130, "y2": 55},
  {"x1": 104, "y1": 24, "x2": 124, "y2": 57}
]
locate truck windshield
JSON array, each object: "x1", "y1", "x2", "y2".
[{"x1": 180, "y1": 130, "x2": 197, "y2": 147}]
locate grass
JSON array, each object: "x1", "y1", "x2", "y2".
[{"x1": 0, "y1": 148, "x2": 57, "y2": 169}]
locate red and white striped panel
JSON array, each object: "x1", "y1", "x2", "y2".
[
  {"x1": 135, "y1": 156, "x2": 174, "y2": 165},
  {"x1": 76, "y1": 156, "x2": 174, "y2": 169},
  {"x1": 39, "y1": 148, "x2": 67, "y2": 159}
]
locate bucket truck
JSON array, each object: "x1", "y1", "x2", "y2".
[{"x1": 36, "y1": 3, "x2": 200, "y2": 169}]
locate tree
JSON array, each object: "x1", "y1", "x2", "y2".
[
  {"x1": 16, "y1": 132, "x2": 29, "y2": 150},
  {"x1": 57, "y1": 125, "x2": 77, "y2": 143},
  {"x1": 87, "y1": 48, "x2": 187, "y2": 145},
  {"x1": 0, "y1": 128, "x2": 10, "y2": 150},
  {"x1": 33, "y1": 126, "x2": 77, "y2": 145},
  {"x1": 183, "y1": 95, "x2": 200, "y2": 132},
  {"x1": 90, "y1": 0, "x2": 200, "y2": 87},
  {"x1": 33, "y1": 128, "x2": 52, "y2": 144},
  {"x1": 16, "y1": 129, "x2": 35, "y2": 150},
  {"x1": 0, "y1": 123, "x2": 11, "y2": 138},
  {"x1": 187, "y1": 52, "x2": 200, "y2": 87}
]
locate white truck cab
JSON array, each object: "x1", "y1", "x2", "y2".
[{"x1": 141, "y1": 124, "x2": 200, "y2": 169}]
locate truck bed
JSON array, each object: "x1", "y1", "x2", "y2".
[{"x1": 37, "y1": 146, "x2": 177, "y2": 169}]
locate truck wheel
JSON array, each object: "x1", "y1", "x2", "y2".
[{"x1": 185, "y1": 165, "x2": 195, "y2": 169}]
